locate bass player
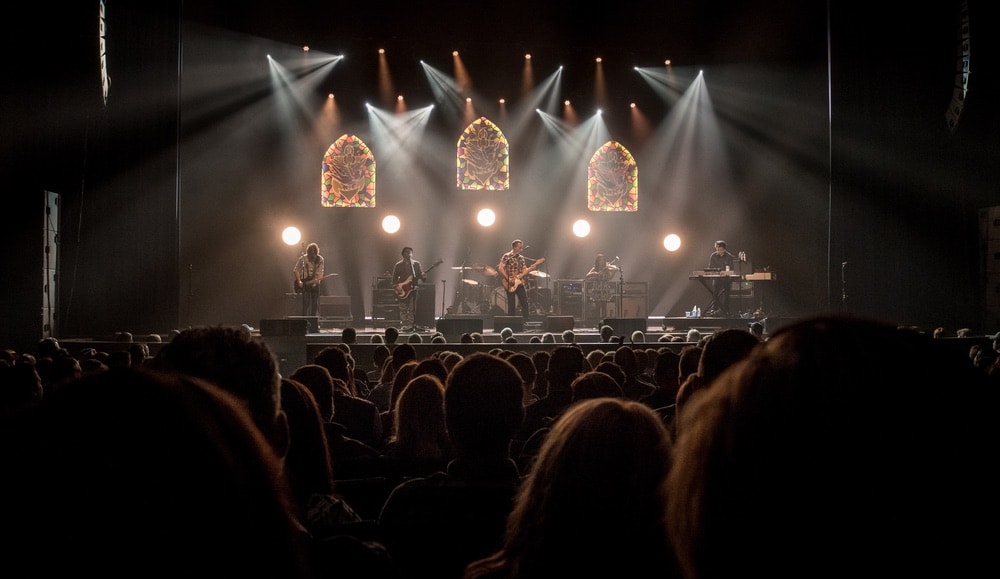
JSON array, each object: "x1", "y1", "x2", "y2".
[{"x1": 392, "y1": 246, "x2": 426, "y2": 332}]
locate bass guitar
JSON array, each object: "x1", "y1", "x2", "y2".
[
  {"x1": 502, "y1": 258, "x2": 546, "y2": 293},
  {"x1": 294, "y1": 273, "x2": 337, "y2": 294},
  {"x1": 395, "y1": 259, "x2": 443, "y2": 299}
]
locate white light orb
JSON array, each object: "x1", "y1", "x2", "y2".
[
  {"x1": 282, "y1": 226, "x2": 302, "y2": 246},
  {"x1": 477, "y1": 208, "x2": 496, "y2": 227},
  {"x1": 382, "y1": 215, "x2": 401, "y2": 233}
]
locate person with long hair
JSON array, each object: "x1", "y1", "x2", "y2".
[
  {"x1": 382, "y1": 374, "x2": 455, "y2": 478},
  {"x1": 465, "y1": 398, "x2": 681, "y2": 579}
]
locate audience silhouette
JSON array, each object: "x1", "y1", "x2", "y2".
[
  {"x1": 378, "y1": 352, "x2": 525, "y2": 579},
  {"x1": 465, "y1": 398, "x2": 681, "y2": 579},
  {"x1": 7, "y1": 318, "x2": 993, "y2": 579},
  {"x1": 667, "y1": 315, "x2": 997, "y2": 579},
  {"x1": 2, "y1": 366, "x2": 314, "y2": 577}
]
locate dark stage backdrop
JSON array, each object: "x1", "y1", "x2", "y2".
[{"x1": 3, "y1": 1, "x2": 999, "y2": 352}]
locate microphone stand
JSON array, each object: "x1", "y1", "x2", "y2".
[
  {"x1": 737, "y1": 252, "x2": 746, "y2": 318},
  {"x1": 459, "y1": 252, "x2": 469, "y2": 314},
  {"x1": 617, "y1": 263, "x2": 624, "y2": 319}
]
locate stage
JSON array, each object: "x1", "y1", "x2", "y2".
[{"x1": 58, "y1": 314, "x2": 798, "y2": 378}]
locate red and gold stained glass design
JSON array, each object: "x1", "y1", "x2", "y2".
[
  {"x1": 322, "y1": 135, "x2": 376, "y2": 207},
  {"x1": 587, "y1": 140, "x2": 637, "y2": 212},
  {"x1": 457, "y1": 117, "x2": 509, "y2": 190}
]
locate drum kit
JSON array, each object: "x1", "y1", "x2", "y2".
[{"x1": 450, "y1": 262, "x2": 551, "y2": 314}]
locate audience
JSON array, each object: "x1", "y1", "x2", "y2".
[
  {"x1": 314, "y1": 345, "x2": 383, "y2": 449},
  {"x1": 641, "y1": 349, "x2": 682, "y2": 414},
  {"x1": 465, "y1": 398, "x2": 681, "y2": 579},
  {"x1": 380, "y1": 359, "x2": 419, "y2": 445},
  {"x1": 381, "y1": 374, "x2": 455, "y2": 478},
  {"x1": 529, "y1": 349, "x2": 550, "y2": 399},
  {"x1": 288, "y1": 364, "x2": 380, "y2": 479},
  {"x1": 9, "y1": 318, "x2": 994, "y2": 579},
  {"x1": 570, "y1": 369, "x2": 624, "y2": 402},
  {"x1": 667, "y1": 315, "x2": 997, "y2": 578},
  {"x1": 1, "y1": 366, "x2": 314, "y2": 577},
  {"x1": 505, "y1": 352, "x2": 539, "y2": 406},
  {"x1": 612, "y1": 345, "x2": 656, "y2": 400},
  {"x1": 378, "y1": 353, "x2": 525, "y2": 579},
  {"x1": 514, "y1": 345, "x2": 585, "y2": 448},
  {"x1": 279, "y1": 377, "x2": 363, "y2": 538}
]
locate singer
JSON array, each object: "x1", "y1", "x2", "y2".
[
  {"x1": 707, "y1": 240, "x2": 735, "y2": 316},
  {"x1": 498, "y1": 239, "x2": 532, "y2": 319}
]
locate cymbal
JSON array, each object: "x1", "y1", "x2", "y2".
[
  {"x1": 482, "y1": 265, "x2": 498, "y2": 277},
  {"x1": 451, "y1": 266, "x2": 475, "y2": 270},
  {"x1": 463, "y1": 279, "x2": 479, "y2": 285},
  {"x1": 529, "y1": 270, "x2": 549, "y2": 278}
]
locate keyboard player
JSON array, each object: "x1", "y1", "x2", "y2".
[{"x1": 708, "y1": 240, "x2": 736, "y2": 316}]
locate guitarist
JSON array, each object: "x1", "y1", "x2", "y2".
[
  {"x1": 293, "y1": 242, "x2": 325, "y2": 332},
  {"x1": 498, "y1": 239, "x2": 532, "y2": 320},
  {"x1": 392, "y1": 246, "x2": 425, "y2": 332}
]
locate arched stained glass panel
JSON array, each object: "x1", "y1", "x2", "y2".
[
  {"x1": 587, "y1": 140, "x2": 637, "y2": 212},
  {"x1": 457, "y1": 117, "x2": 509, "y2": 190},
  {"x1": 322, "y1": 135, "x2": 376, "y2": 207}
]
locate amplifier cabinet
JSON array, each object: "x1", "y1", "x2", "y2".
[
  {"x1": 318, "y1": 295, "x2": 352, "y2": 320},
  {"x1": 556, "y1": 279, "x2": 584, "y2": 318}
]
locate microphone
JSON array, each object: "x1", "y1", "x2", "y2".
[{"x1": 523, "y1": 245, "x2": 530, "y2": 250}]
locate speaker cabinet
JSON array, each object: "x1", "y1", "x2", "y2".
[
  {"x1": 260, "y1": 317, "x2": 308, "y2": 336},
  {"x1": 436, "y1": 317, "x2": 484, "y2": 341},
  {"x1": 556, "y1": 279, "x2": 584, "y2": 318},
  {"x1": 415, "y1": 283, "x2": 436, "y2": 326},
  {"x1": 493, "y1": 316, "x2": 524, "y2": 333},
  {"x1": 544, "y1": 316, "x2": 574, "y2": 332},
  {"x1": 319, "y1": 295, "x2": 352, "y2": 319},
  {"x1": 606, "y1": 296, "x2": 647, "y2": 318},
  {"x1": 600, "y1": 317, "x2": 646, "y2": 337}
]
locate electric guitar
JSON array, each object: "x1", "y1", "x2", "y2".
[
  {"x1": 395, "y1": 259, "x2": 443, "y2": 299},
  {"x1": 294, "y1": 273, "x2": 337, "y2": 294},
  {"x1": 502, "y1": 258, "x2": 546, "y2": 293}
]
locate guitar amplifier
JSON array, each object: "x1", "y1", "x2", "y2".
[
  {"x1": 556, "y1": 279, "x2": 584, "y2": 318},
  {"x1": 373, "y1": 289, "x2": 398, "y2": 306},
  {"x1": 318, "y1": 295, "x2": 352, "y2": 319}
]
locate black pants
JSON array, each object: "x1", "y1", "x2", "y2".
[
  {"x1": 712, "y1": 279, "x2": 730, "y2": 314},
  {"x1": 506, "y1": 285, "x2": 530, "y2": 318},
  {"x1": 302, "y1": 287, "x2": 320, "y2": 330}
]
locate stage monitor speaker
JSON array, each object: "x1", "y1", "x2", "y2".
[
  {"x1": 544, "y1": 315, "x2": 574, "y2": 332},
  {"x1": 436, "y1": 317, "x2": 483, "y2": 341},
  {"x1": 600, "y1": 317, "x2": 646, "y2": 337},
  {"x1": 493, "y1": 316, "x2": 524, "y2": 333},
  {"x1": 260, "y1": 317, "x2": 308, "y2": 336}
]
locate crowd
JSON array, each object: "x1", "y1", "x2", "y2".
[{"x1": 1, "y1": 316, "x2": 996, "y2": 578}]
